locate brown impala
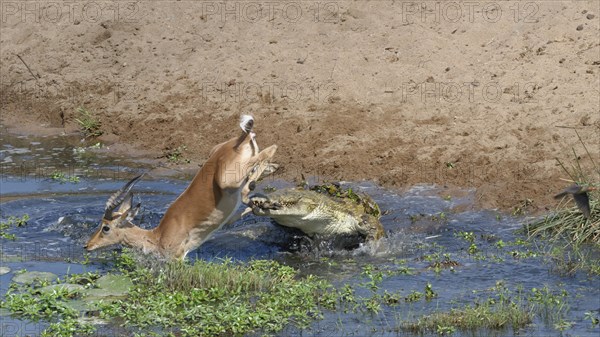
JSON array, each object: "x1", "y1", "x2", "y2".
[{"x1": 85, "y1": 115, "x2": 277, "y2": 259}]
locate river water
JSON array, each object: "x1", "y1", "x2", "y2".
[{"x1": 1, "y1": 128, "x2": 599, "y2": 337}]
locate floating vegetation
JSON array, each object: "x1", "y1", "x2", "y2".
[
  {"x1": 0, "y1": 214, "x2": 29, "y2": 240},
  {"x1": 50, "y1": 171, "x2": 80, "y2": 184},
  {"x1": 12, "y1": 271, "x2": 58, "y2": 284}
]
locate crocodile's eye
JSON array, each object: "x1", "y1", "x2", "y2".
[{"x1": 102, "y1": 225, "x2": 111, "y2": 234}]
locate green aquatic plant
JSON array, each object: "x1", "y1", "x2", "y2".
[
  {"x1": 1, "y1": 253, "x2": 338, "y2": 337},
  {"x1": 522, "y1": 132, "x2": 599, "y2": 275},
  {"x1": 360, "y1": 264, "x2": 384, "y2": 291},
  {"x1": 424, "y1": 283, "x2": 438, "y2": 301},
  {"x1": 528, "y1": 285, "x2": 569, "y2": 323},
  {"x1": 50, "y1": 171, "x2": 80, "y2": 184},
  {"x1": 539, "y1": 243, "x2": 600, "y2": 276},
  {"x1": 400, "y1": 299, "x2": 531, "y2": 334},
  {"x1": 405, "y1": 290, "x2": 423, "y2": 303},
  {"x1": 101, "y1": 258, "x2": 336, "y2": 335},
  {"x1": 1, "y1": 270, "x2": 95, "y2": 336},
  {"x1": 0, "y1": 214, "x2": 29, "y2": 240},
  {"x1": 455, "y1": 231, "x2": 475, "y2": 243},
  {"x1": 584, "y1": 311, "x2": 600, "y2": 328}
]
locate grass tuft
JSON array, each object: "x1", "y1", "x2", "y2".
[
  {"x1": 75, "y1": 107, "x2": 103, "y2": 138},
  {"x1": 525, "y1": 130, "x2": 599, "y2": 246},
  {"x1": 399, "y1": 281, "x2": 536, "y2": 335},
  {"x1": 401, "y1": 301, "x2": 532, "y2": 333},
  {"x1": 159, "y1": 259, "x2": 295, "y2": 293},
  {"x1": 526, "y1": 198, "x2": 599, "y2": 245}
]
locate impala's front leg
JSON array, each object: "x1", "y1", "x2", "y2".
[{"x1": 224, "y1": 144, "x2": 279, "y2": 225}]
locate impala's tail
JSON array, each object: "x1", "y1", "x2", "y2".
[
  {"x1": 240, "y1": 115, "x2": 254, "y2": 134},
  {"x1": 239, "y1": 115, "x2": 258, "y2": 153}
]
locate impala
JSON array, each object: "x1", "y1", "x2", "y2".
[{"x1": 85, "y1": 115, "x2": 277, "y2": 259}]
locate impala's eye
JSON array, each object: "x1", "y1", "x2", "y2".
[{"x1": 102, "y1": 225, "x2": 111, "y2": 234}]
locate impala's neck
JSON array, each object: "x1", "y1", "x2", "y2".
[{"x1": 122, "y1": 224, "x2": 161, "y2": 254}]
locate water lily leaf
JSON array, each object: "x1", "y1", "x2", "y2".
[
  {"x1": 12, "y1": 271, "x2": 58, "y2": 284},
  {"x1": 84, "y1": 288, "x2": 129, "y2": 301},
  {"x1": 95, "y1": 274, "x2": 133, "y2": 293},
  {"x1": 84, "y1": 274, "x2": 133, "y2": 300},
  {"x1": 38, "y1": 284, "x2": 85, "y2": 295},
  {"x1": 77, "y1": 316, "x2": 108, "y2": 325},
  {"x1": 63, "y1": 299, "x2": 93, "y2": 312}
]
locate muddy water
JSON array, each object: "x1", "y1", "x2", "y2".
[{"x1": 1, "y1": 129, "x2": 599, "y2": 337}]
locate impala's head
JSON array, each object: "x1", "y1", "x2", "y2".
[{"x1": 85, "y1": 175, "x2": 143, "y2": 251}]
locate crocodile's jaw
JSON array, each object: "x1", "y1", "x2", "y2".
[
  {"x1": 250, "y1": 195, "x2": 356, "y2": 236},
  {"x1": 250, "y1": 193, "x2": 318, "y2": 227},
  {"x1": 249, "y1": 189, "x2": 383, "y2": 239},
  {"x1": 249, "y1": 194, "x2": 281, "y2": 216},
  {"x1": 250, "y1": 200, "x2": 310, "y2": 219}
]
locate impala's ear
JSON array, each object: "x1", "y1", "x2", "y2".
[
  {"x1": 126, "y1": 203, "x2": 141, "y2": 222},
  {"x1": 117, "y1": 194, "x2": 134, "y2": 214},
  {"x1": 258, "y1": 144, "x2": 277, "y2": 161},
  {"x1": 245, "y1": 145, "x2": 278, "y2": 181},
  {"x1": 103, "y1": 174, "x2": 144, "y2": 220}
]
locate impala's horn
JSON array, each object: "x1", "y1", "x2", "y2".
[{"x1": 103, "y1": 173, "x2": 145, "y2": 220}]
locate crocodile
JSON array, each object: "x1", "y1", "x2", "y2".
[{"x1": 249, "y1": 184, "x2": 385, "y2": 246}]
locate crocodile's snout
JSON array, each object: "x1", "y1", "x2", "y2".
[{"x1": 249, "y1": 193, "x2": 282, "y2": 211}]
